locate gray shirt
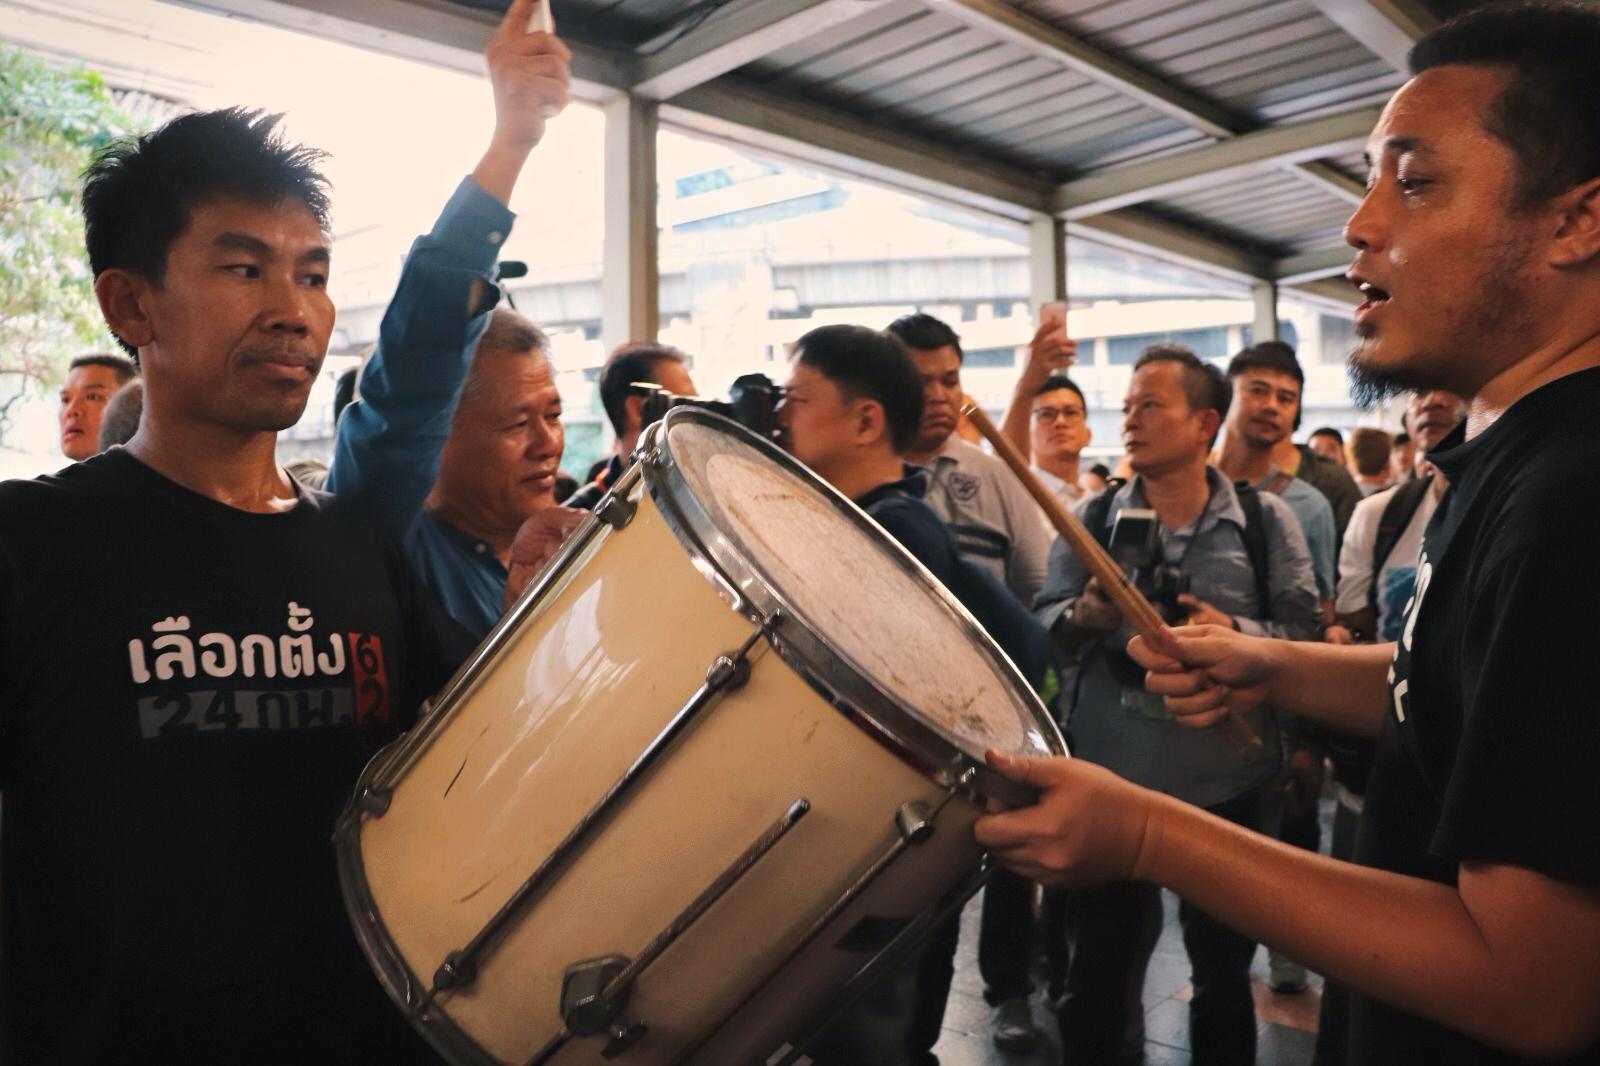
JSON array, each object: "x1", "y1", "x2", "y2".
[
  {"x1": 1035, "y1": 467, "x2": 1320, "y2": 807},
  {"x1": 921, "y1": 437, "x2": 1052, "y2": 607}
]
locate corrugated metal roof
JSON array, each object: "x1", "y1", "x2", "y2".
[{"x1": 434, "y1": 0, "x2": 1475, "y2": 280}]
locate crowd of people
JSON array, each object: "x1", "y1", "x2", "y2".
[{"x1": 3, "y1": 0, "x2": 1598, "y2": 1063}]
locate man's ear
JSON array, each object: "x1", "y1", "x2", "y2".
[
  {"x1": 623, "y1": 393, "x2": 645, "y2": 435},
  {"x1": 1198, "y1": 409, "x2": 1221, "y2": 450},
  {"x1": 1549, "y1": 177, "x2": 1600, "y2": 270},
  {"x1": 94, "y1": 270, "x2": 154, "y2": 352},
  {"x1": 856, "y1": 399, "x2": 887, "y2": 446}
]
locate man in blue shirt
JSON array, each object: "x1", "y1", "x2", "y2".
[
  {"x1": 1035, "y1": 345, "x2": 1318, "y2": 1066},
  {"x1": 328, "y1": 9, "x2": 576, "y2": 639}
]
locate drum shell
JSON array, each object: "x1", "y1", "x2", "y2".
[{"x1": 348, "y1": 481, "x2": 985, "y2": 1066}]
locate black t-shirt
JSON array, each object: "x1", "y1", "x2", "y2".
[
  {"x1": 1352, "y1": 370, "x2": 1600, "y2": 1064},
  {"x1": 0, "y1": 449, "x2": 475, "y2": 1064}
]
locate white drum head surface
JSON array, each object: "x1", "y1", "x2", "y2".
[{"x1": 664, "y1": 418, "x2": 1055, "y2": 762}]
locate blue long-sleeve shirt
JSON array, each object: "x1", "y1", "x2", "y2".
[{"x1": 326, "y1": 177, "x2": 513, "y2": 640}]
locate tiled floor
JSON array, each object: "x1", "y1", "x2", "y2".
[{"x1": 930, "y1": 887, "x2": 1324, "y2": 1066}]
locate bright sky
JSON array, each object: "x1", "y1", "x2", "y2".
[{"x1": 2, "y1": 0, "x2": 615, "y2": 475}]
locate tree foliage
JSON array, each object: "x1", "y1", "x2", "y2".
[{"x1": 0, "y1": 44, "x2": 139, "y2": 429}]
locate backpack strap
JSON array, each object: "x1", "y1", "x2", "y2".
[
  {"x1": 1368, "y1": 474, "x2": 1434, "y2": 614},
  {"x1": 1231, "y1": 482, "x2": 1274, "y2": 623},
  {"x1": 1261, "y1": 469, "x2": 1296, "y2": 497},
  {"x1": 1082, "y1": 478, "x2": 1128, "y2": 548}
]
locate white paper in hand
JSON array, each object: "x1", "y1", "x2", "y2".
[{"x1": 527, "y1": 0, "x2": 554, "y2": 34}]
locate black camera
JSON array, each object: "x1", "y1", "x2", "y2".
[
  {"x1": 1108, "y1": 509, "x2": 1190, "y2": 625},
  {"x1": 634, "y1": 373, "x2": 784, "y2": 442}
]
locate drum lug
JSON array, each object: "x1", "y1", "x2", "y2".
[
  {"x1": 595, "y1": 491, "x2": 636, "y2": 531},
  {"x1": 894, "y1": 801, "x2": 935, "y2": 844},
  {"x1": 933, "y1": 762, "x2": 978, "y2": 792},
  {"x1": 561, "y1": 955, "x2": 633, "y2": 1036},
  {"x1": 357, "y1": 786, "x2": 392, "y2": 817},
  {"x1": 705, "y1": 652, "x2": 750, "y2": 691}
]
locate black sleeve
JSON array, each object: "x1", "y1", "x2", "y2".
[
  {"x1": 1435, "y1": 533, "x2": 1600, "y2": 885},
  {"x1": 384, "y1": 539, "x2": 479, "y2": 728},
  {"x1": 0, "y1": 526, "x2": 10, "y2": 791},
  {"x1": 869, "y1": 498, "x2": 961, "y2": 581}
]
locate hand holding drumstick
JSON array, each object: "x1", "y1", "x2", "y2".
[{"x1": 959, "y1": 400, "x2": 1262, "y2": 755}]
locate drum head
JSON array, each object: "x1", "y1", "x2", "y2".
[{"x1": 651, "y1": 410, "x2": 1062, "y2": 772}]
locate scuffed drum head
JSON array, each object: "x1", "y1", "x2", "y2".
[{"x1": 656, "y1": 412, "x2": 1061, "y2": 770}]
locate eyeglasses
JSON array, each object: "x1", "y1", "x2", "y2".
[{"x1": 1033, "y1": 406, "x2": 1086, "y2": 423}]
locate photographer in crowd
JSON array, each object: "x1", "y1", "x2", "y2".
[
  {"x1": 1035, "y1": 344, "x2": 1318, "y2": 1065},
  {"x1": 567, "y1": 342, "x2": 697, "y2": 510}
]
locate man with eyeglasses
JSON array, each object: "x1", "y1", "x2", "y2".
[{"x1": 1031, "y1": 374, "x2": 1092, "y2": 507}]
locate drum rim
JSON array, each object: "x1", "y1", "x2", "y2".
[{"x1": 642, "y1": 407, "x2": 1067, "y2": 806}]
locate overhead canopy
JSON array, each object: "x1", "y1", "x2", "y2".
[{"x1": 166, "y1": 0, "x2": 1480, "y2": 298}]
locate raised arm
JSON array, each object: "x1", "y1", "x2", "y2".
[{"x1": 326, "y1": 0, "x2": 569, "y2": 528}]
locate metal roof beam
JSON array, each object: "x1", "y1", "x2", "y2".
[
  {"x1": 665, "y1": 80, "x2": 1273, "y2": 283},
  {"x1": 1067, "y1": 210, "x2": 1273, "y2": 284},
  {"x1": 917, "y1": 0, "x2": 1238, "y2": 138},
  {"x1": 1290, "y1": 160, "x2": 1367, "y2": 206},
  {"x1": 664, "y1": 78, "x2": 1055, "y2": 220},
  {"x1": 177, "y1": 0, "x2": 632, "y2": 101},
  {"x1": 1303, "y1": 0, "x2": 1438, "y2": 73},
  {"x1": 1053, "y1": 107, "x2": 1380, "y2": 218},
  {"x1": 1287, "y1": 276, "x2": 1361, "y2": 308},
  {"x1": 1273, "y1": 241, "x2": 1354, "y2": 285},
  {"x1": 631, "y1": 0, "x2": 891, "y2": 101}
]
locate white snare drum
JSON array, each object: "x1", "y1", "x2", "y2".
[{"x1": 336, "y1": 409, "x2": 1066, "y2": 1066}]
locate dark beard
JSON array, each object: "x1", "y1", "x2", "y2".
[{"x1": 1347, "y1": 356, "x2": 1421, "y2": 409}]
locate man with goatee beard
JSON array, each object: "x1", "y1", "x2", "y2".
[{"x1": 976, "y1": 5, "x2": 1600, "y2": 1063}]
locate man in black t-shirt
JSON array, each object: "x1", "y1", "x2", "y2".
[
  {"x1": 970, "y1": 5, "x2": 1600, "y2": 1064},
  {"x1": 0, "y1": 4, "x2": 567, "y2": 1060},
  {"x1": 776, "y1": 324, "x2": 1054, "y2": 1066}
]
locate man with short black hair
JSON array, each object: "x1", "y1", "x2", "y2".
[
  {"x1": 0, "y1": 5, "x2": 564, "y2": 1061},
  {"x1": 1031, "y1": 374, "x2": 1091, "y2": 508},
  {"x1": 329, "y1": 17, "x2": 574, "y2": 639},
  {"x1": 778, "y1": 323, "x2": 1052, "y2": 1066},
  {"x1": 888, "y1": 313, "x2": 1051, "y2": 608},
  {"x1": 59, "y1": 352, "x2": 136, "y2": 460},
  {"x1": 1217, "y1": 347, "x2": 1338, "y2": 606},
  {"x1": 1215, "y1": 345, "x2": 1342, "y2": 995},
  {"x1": 1036, "y1": 344, "x2": 1319, "y2": 1065},
  {"x1": 567, "y1": 341, "x2": 697, "y2": 509},
  {"x1": 1235, "y1": 340, "x2": 1362, "y2": 542},
  {"x1": 1308, "y1": 426, "x2": 1345, "y2": 465},
  {"x1": 980, "y1": 5, "x2": 1600, "y2": 1060}
]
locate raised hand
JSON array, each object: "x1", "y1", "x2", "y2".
[{"x1": 479, "y1": 0, "x2": 572, "y2": 191}]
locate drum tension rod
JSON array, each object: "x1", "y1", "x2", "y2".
[
  {"x1": 528, "y1": 798, "x2": 812, "y2": 1066},
  {"x1": 426, "y1": 617, "x2": 779, "y2": 1004},
  {"x1": 674, "y1": 768, "x2": 977, "y2": 1064}
]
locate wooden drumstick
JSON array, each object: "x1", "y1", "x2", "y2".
[{"x1": 959, "y1": 401, "x2": 1262, "y2": 754}]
